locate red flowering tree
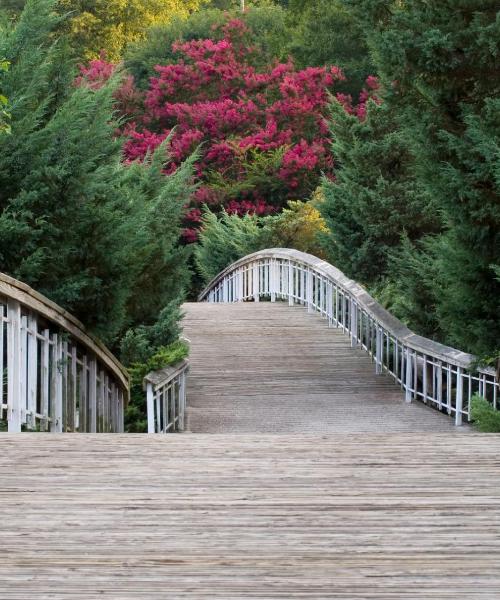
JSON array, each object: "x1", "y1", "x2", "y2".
[
  {"x1": 120, "y1": 19, "x2": 346, "y2": 240},
  {"x1": 79, "y1": 18, "x2": 377, "y2": 241}
]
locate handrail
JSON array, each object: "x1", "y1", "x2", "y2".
[
  {"x1": 0, "y1": 272, "x2": 129, "y2": 432},
  {"x1": 144, "y1": 359, "x2": 189, "y2": 433},
  {"x1": 199, "y1": 248, "x2": 498, "y2": 425}
]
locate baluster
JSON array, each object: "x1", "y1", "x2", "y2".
[
  {"x1": 270, "y1": 259, "x2": 276, "y2": 302},
  {"x1": 27, "y1": 313, "x2": 38, "y2": 430},
  {"x1": 455, "y1": 366, "x2": 463, "y2": 426},
  {"x1": 52, "y1": 335, "x2": 63, "y2": 433},
  {"x1": 375, "y1": 328, "x2": 383, "y2": 374},
  {"x1": 405, "y1": 348, "x2": 413, "y2": 402},
  {"x1": 7, "y1": 299, "x2": 22, "y2": 432},
  {"x1": 252, "y1": 263, "x2": 259, "y2": 302}
]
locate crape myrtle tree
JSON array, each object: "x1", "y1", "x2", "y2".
[
  {"x1": 112, "y1": 17, "x2": 363, "y2": 241},
  {"x1": 0, "y1": 0, "x2": 195, "y2": 361},
  {"x1": 124, "y1": 4, "x2": 289, "y2": 90}
]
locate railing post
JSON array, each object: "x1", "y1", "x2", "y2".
[
  {"x1": 253, "y1": 263, "x2": 260, "y2": 302},
  {"x1": 52, "y1": 336, "x2": 63, "y2": 432},
  {"x1": 455, "y1": 367, "x2": 463, "y2": 426},
  {"x1": 179, "y1": 371, "x2": 186, "y2": 431},
  {"x1": 270, "y1": 259, "x2": 276, "y2": 302},
  {"x1": 350, "y1": 299, "x2": 358, "y2": 348},
  {"x1": 89, "y1": 357, "x2": 97, "y2": 433},
  {"x1": 27, "y1": 313, "x2": 38, "y2": 429},
  {"x1": 307, "y1": 270, "x2": 313, "y2": 312},
  {"x1": 405, "y1": 348, "x2": 413, "y2": 403},
  {"x1": 146, "y1": 382, "x2": 155, "y2": 433},
  {"x1": 237, "y1": 268, "x2": 244, "y2": 302},
  {"x1": 7, "y1": 299, "x2": 22, "y2": 432},
  {"x1": 288, "y1": 261, "x2": 294, "y2": 306},
  {"x1": 375, "y1": 327, "x2": 383, "y2": 374}
]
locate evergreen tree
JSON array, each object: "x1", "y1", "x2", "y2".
[
  {"x1": 343, "y1": 0, "x2": 500, "y2": 356},
  {"x1": 321, "y1": 98, "x2": 440, "y2": 287},
  {"x1": 0, "y1": 0, "x2": 194, "y2": 356},
  {"x1": 286, "y1": 0, "x2": 373, "y2": 95}
]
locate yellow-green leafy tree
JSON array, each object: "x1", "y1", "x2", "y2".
[{"x1": 59, "y1": 0, "x2": 206, "y2": 59}]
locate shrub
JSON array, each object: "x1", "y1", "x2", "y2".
[{"x1": 470, "y1": 395, "x2": 500, "y2": 433}]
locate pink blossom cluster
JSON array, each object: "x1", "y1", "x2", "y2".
[{"x1": 78, "y1": 18, "x2": 376, "y2": 241}]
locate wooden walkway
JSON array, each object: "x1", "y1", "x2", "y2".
[
  {"x1": 1, "y1": 433, "x2": 499, "y2": 599},
  {"x1": 183, "y1": 302, "x2": 461, "y2": 433}
]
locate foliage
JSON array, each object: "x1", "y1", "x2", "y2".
[
  {"x1": 195, "y1": 195, "x2": 327, "y2": 283},
  {"x1": 119, "y1": 16, "x2": 353, "y2": 241},
  {"x1": 195, "y1": 209, "x2": 271, "y2": 283},
  {"x1": 125, "y1": 5, "x2": 289, "y2": 90},
  {"x1": 0, "y1": 0, "x2": 194, "y2": 355},
  {"x1": 470, "y1": 395, "x2": 500, "y2": 433},
  {"x1": 285, "y1": 0, "x2": 373, "y2": 96},
  {"x1": 60, "y1": 0, "x2": 206, "y2": 60},
  {"x1": 326, "y1": 0, "x2": 500, "y2": 357},
  {"x1": 320, "y1": 95, "x2": 440, "y2": 288},
  {"x1": 0, "y1": 57, "x2": 9, "y2": 133},
  {"x1": 266, "y1": 194, "x2": 328, "y2": 258},
  {"x1": 126, "y1": 339, "x2": 189, "y2": 433}
]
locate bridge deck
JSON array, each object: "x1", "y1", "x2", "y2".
[
  {"x1": 1, "y1": 433, "x2": 499, "y2": 599},
  {"x1": 183, "y1": 302, "x2": 461, "y2": 433}
]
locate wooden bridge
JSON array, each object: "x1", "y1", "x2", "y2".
[{"x1": 1, "y1": 249, "x2": 500, "y2": 598}]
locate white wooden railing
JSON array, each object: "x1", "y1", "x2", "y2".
[
  {"x1": 199, "y1": 249, "x2": 499, "y2": 426},
  {"x1": 144, "y1": 359, "x2": 188, "y2": 433},
  {"x1": 0, "y1": 272, "x2": 129, "y2": 433}
]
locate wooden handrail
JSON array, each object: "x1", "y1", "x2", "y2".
[
  {"x1": 0, "y1": 272, "x2": 129, "y2": 432},
  {"x1": 199, "y1": 248, "x2": 498, "y2": 424}
]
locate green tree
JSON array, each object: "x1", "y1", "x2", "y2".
[
  {"x1": 321, "y1": 98, "x2": 440, "y2": 286},
  {"x1": 344, "y1": 0, "x2": 500, "y2": 356},
  {"x1": 125, "y1": 4, "x2": 289, "y2": 89},
  {"x1": 286, "y1": 0, "x2": 373, "y2": 95},
  {"x1": 0, "y1": 0, "x2": 194, "y2": 357}
]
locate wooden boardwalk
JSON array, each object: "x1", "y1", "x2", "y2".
[
  {"x1": 183, "y1": 302, "x2": 461, "y2": 433},
  {"x1": 1, "y1": 433, "x2": 499, "y2": 599}
]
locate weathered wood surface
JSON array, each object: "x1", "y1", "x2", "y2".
[
  {"x1": 183, "y1": 302, "x2": 464, "y2": 433},
  {"x1": 1, "y1": 433, "x2": 499, "y2": 599}
]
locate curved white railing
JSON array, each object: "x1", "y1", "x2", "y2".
[
  {"x1": 199, "y1": 249, "x2": 498, "y2": 425},
  {"x1": 144, "y1": 359, "x2": 189, "y2": 434},
  {"x1": 0, "y1": 272, "x2": 129, "y2": 433}
]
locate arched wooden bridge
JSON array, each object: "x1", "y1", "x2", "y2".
[{"x1": 1, "y1": 250, "x2": 499, "y2": 599}]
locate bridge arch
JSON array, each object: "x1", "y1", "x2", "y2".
[{"x1": 199, "y1": 248, "x2": 498, "y2": 425}]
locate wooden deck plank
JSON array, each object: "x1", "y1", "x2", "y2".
[
  {"x1": 0, "y1": 433, "x2": 499, "y2": 599},
  {"x1": 182, "y1": 302, "x2": 463, "y2": 433}
]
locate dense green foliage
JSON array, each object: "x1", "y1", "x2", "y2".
[
  {"x1": 286, "y1": 0, "x2": 372, "y2": 95},
  {"x1": 195, "y1": 198, "x2": 327, "y2": 283},
  {"x1": 321, "y1": 0, "x2": 500, "y2": 358},
  {"x1": 321, "y1": 99, "x2": 440, "y2": 285},
  {"x1": 0, "y1": 0, "x2": 194, "y2": 360},
  {"x1": 470, "y1": 395, "x2": 500, "y2": 433}
]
